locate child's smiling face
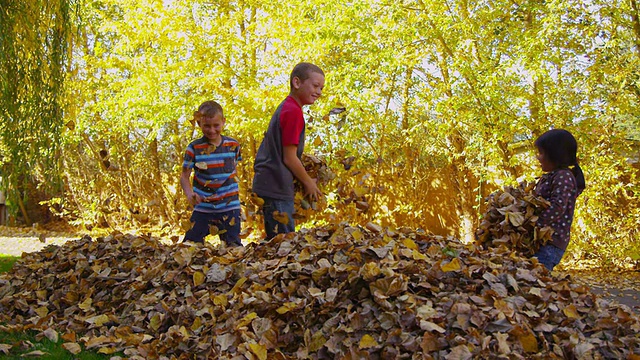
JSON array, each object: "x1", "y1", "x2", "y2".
[
  {"x1": 536, "y1": 147, "x2": 555, "y2": 172},
  {"x1": 293, "y1": 72, "x2": 325, "y2": 106},
  {"x1": 198, "y1": 113, "x2": 225, "y2": 145}
]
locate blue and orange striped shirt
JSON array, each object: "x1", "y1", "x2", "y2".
[{"x1": 183, "y1": 136, "x2": 242, "y2": 213}]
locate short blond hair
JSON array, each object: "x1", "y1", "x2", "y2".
[{"x1": 193, "y1": 100, "x2": 223, "y2": 123}]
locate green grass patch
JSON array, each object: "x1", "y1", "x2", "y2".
[
  {"x1": 0, "y1": 330, "x2": 117, "y2": 359},
  {"x1": 0, "y1": 254, "x2": 19, "y2": 273}
]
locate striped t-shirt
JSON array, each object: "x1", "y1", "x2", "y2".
[{"x1": 183, "y1": 136, "x2": 242, "y2": 213}]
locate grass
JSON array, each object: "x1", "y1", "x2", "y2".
[
  {"x1": 0, "y1": 331, "x2": 116, "y2": 359},
  {"x1": 0, "y1": 254, "x2": 18, "y2": 273},
  {"x1": 0, "y1": 254, "x2": 118, "y2": 359}
]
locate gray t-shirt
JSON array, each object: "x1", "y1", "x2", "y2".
[{"x1": 252, "y1": 96, "x2": 305, "y2": 200}]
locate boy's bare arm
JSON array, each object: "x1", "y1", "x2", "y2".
[
  {"x1": 283, "y1": 145, "x2": 322, "y2": 201},
  {"x1": 180, "y1": 167, "x2": 202, "y2": 205}
]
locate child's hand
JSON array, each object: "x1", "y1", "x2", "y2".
[
  {"x1": 188, "y1": 193, "x2": 204, "y2": 206},
  {"x1": 303, "y1": 179, "x2": 323, "y2": 202}
]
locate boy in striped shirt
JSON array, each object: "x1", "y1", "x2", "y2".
[{"x1": 180, "y1": 100, "x2": 242, "y2": 246}]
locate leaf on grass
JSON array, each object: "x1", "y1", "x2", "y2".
[{"x1": 42, "y1": 328, "x2": 58, "y2": 343}]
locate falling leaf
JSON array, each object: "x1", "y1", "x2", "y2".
[
  {"x1": 328, "y1": 107, "x2": 346, "y2": 115},
  {"x1": 272, "y1": 211, "x2": 289, "y2": 225},
  {"x1": 195, "y1": 162, "x2": 208, "y2": 170},
  {"x1": 250, "y1": 193, "x2": 265, "y2": 206}
]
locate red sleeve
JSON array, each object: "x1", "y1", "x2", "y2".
[{"x1": 280, "y1": 101, "x2": 304, "y2": 146}]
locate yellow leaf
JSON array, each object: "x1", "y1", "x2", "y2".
[
  {"x1": 78, "y1": 297, "x2": 93, "y2": 311},
  {"x1": 276, "y1": 302, "x2": 296, "y2": 314},
  {"x1": 191, "y1": 317, "x2": 202, "y2": 331},
  {"x1": 359, "y1": 334, "x2": 378, "y2": 349},
  {"x1": 236, "y1": 312, "x2": 258, "y2": 329},
  {"x1": 403, "y1": 238, "x2": 419, "y2": 250},
  {"x1": 518, "y1": 331, "x2": 538, "y2": 353},
  {"x1": 313, "y1": 136, "x2": 323, "y2": 146},
  {"x1": 353, "y1": 186, "x2": 368, "y2": 197},
  {"x1": 230, "y1": 277, "x2": 247, "y2": 293},
  {"x1": 250, "y1": 193, "x2": 265, "y2": 206},
  {"x1": 350, "y1": 228, "x2": 363, "y2": 241},
  {"x1": 149, "y1": 314, "x2": 162, "y2": 331},
  {"x1": 98, "y1": 347, "x2": 118, "y2": 354},
  {"x1": 298, "y1": 248, "x2": 311, "y2": 261},
  {"x1": 35, "y1": 306, "x2": 49, "y2": 317},
  {"x1": 229, "y1": 217, "x2": 236, "y2": 226},
  {"x1": 209, "y1": 225, "x2": 219, "y2": 236},
  {"x1": 272, "y1": 210, "x2": 289, "y2": 225},
  {"x1": 249, "y1": 342, "x2": 267, "y2": 360},
  {"x1": 193, "y1": 271, "x2": 205, "y2": 286},
  {"x1": 309, "y1": 331, "x2": 326, "y2": 352},
  {"x1": 412, "y1": 250, "x2": 427, "y2": 261},
  {"x1": 86, "y1": 314, "x2": 110, "y2": 327},
  {"x1": 214, "y1": 294, "x2": 228, "y2": 307},
  {"x1": 441, "y1": 258, "x2": 462, "y2": 272},
  {"x1": 563, "y1": 304, "x2": 580, "y2": 319}
]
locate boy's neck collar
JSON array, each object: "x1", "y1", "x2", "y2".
[
  {"x1": 288, "y1": 94, "x2": 304, "y2": 108},
  {"x1": 203, "y1": 136, "x2": 223, "y2": 147}
]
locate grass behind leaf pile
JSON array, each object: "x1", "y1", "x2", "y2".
[{"x1": 0, "y1": 254, "x2": 18, "y2": 273}]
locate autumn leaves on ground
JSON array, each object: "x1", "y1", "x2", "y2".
[{"x1": 1, "y1": 184, "x2": 639, "y2": 359}]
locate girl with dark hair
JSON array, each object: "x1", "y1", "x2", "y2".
[{"x1": 533, "y1": 129, "x2": 586, "y2": 271}]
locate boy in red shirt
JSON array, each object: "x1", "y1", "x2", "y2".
[{"x1": 252, "y1": 62, "x2": 325, "y2": 239}]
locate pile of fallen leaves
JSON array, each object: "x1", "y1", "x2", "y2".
[
  {"x1": 476, "y1": 182, "x2": 554, "y2": 257},
  {"x1": 1, "y1": 224, "x2": 639, "y2": 359}
]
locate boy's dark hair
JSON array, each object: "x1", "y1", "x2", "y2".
[
  {"x1": 290, "y1": 62, "x2": 324, "y2": 89},
  {"x1": 535, "y1": 128, "x2": 586, "y2": 193},
  {"x1": 194, "y1": 100, "x2": 223, "y2": 122}
]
